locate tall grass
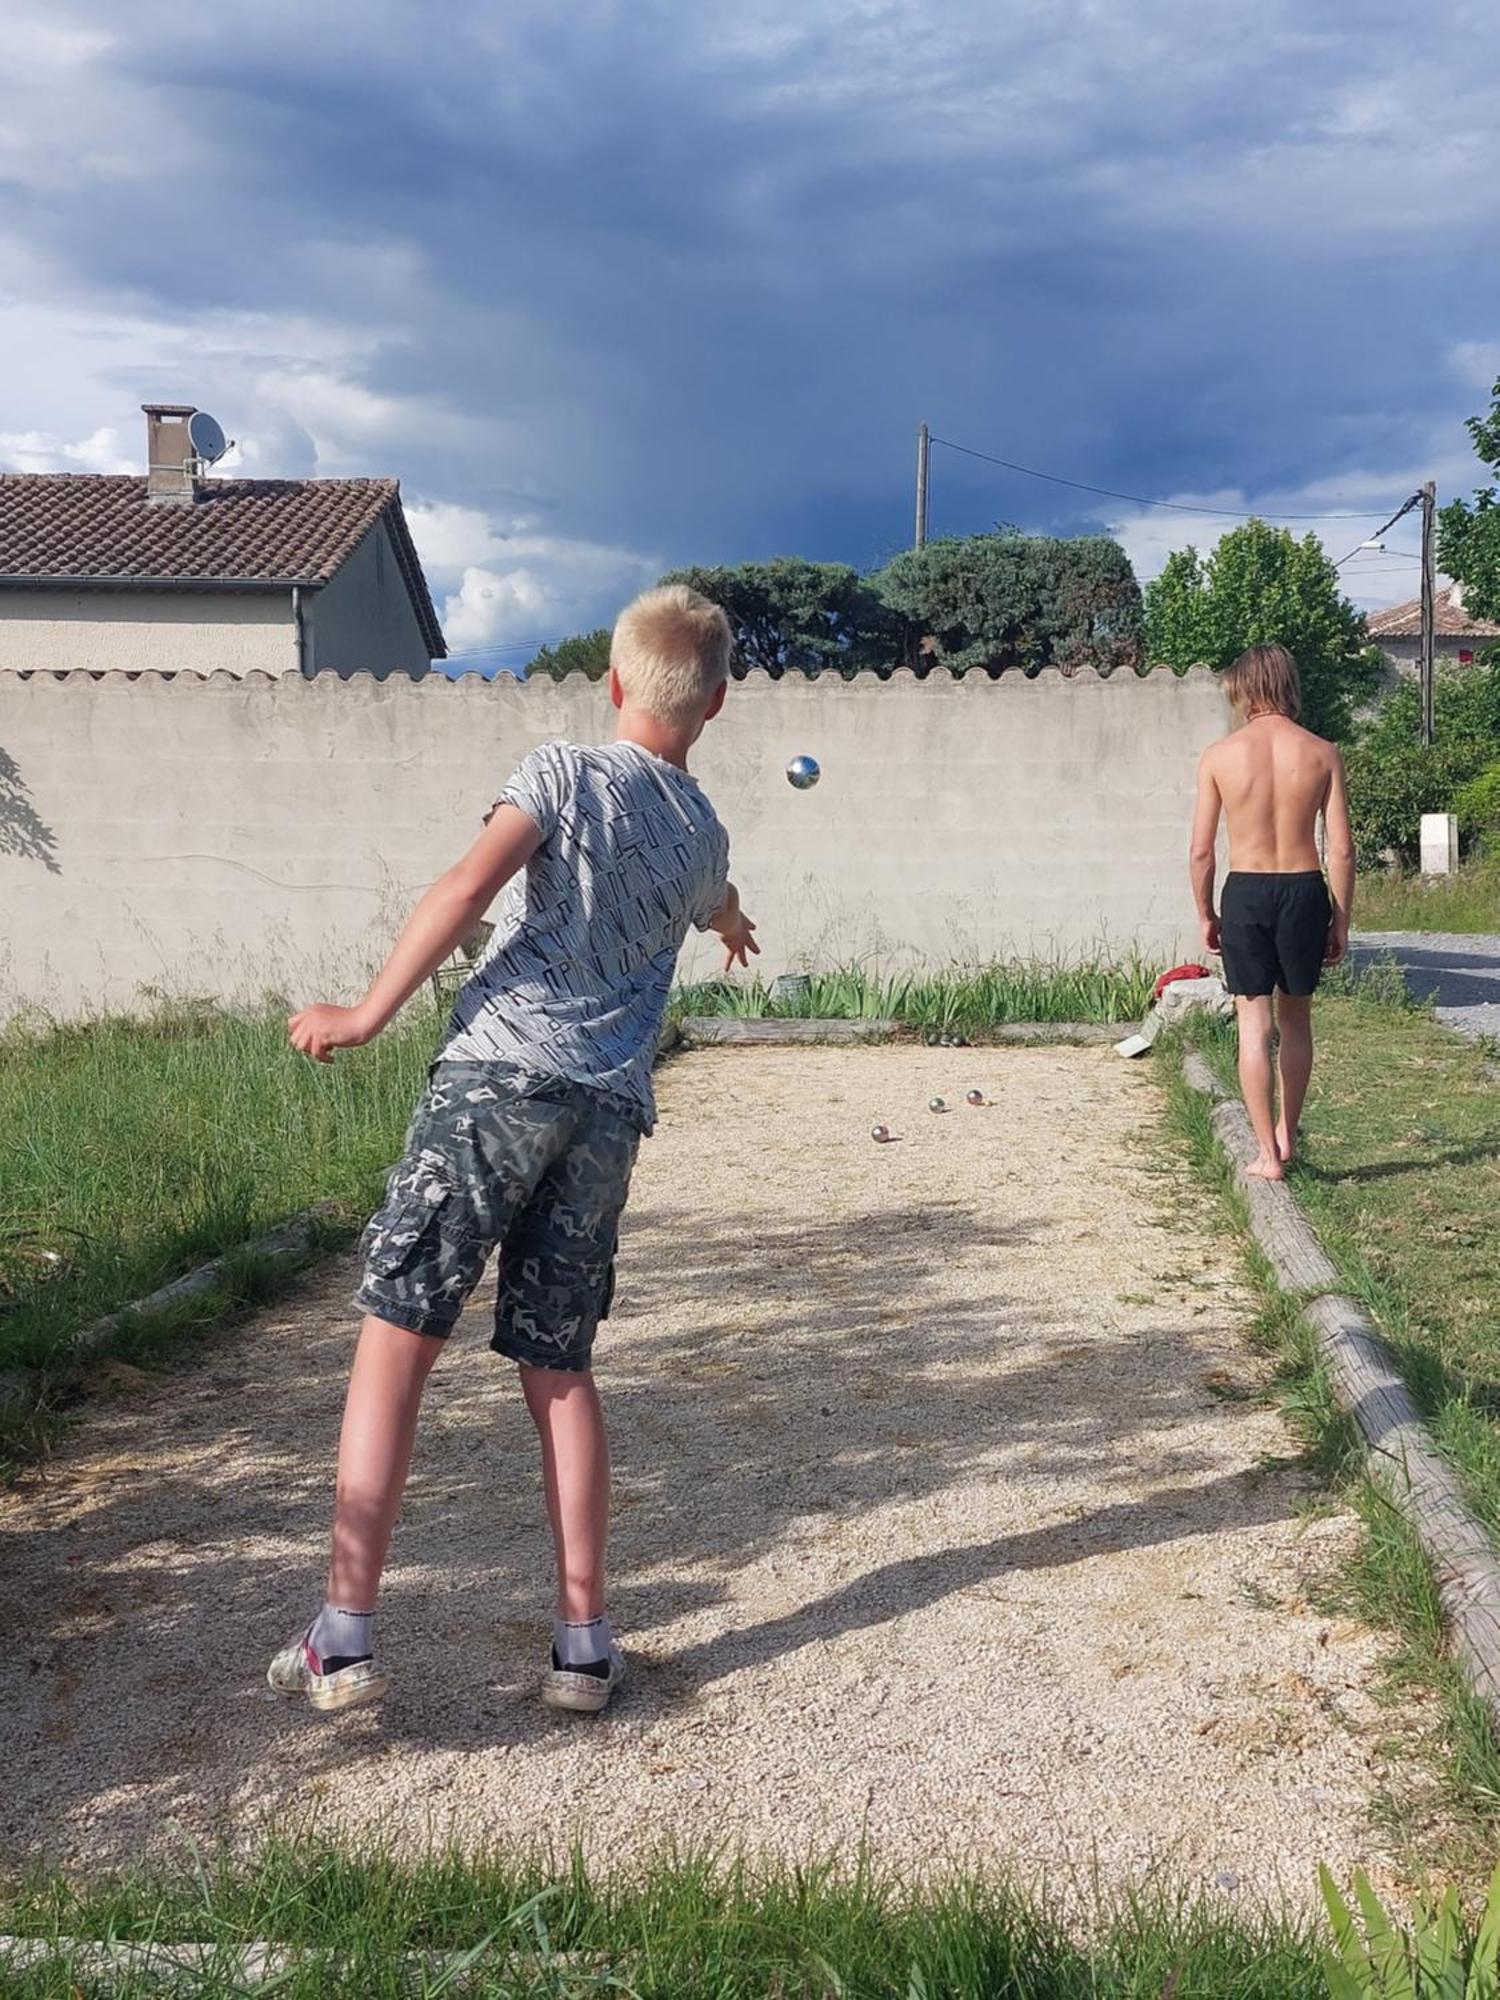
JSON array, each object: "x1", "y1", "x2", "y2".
[
  {"x1": 0, "y1": 1836, "x2": 1328, "y2": 1998},
  {"x1": 1358, "y1": 852, "x2": 1500, "y2": 933},
  {"x1": 674, "y1": 956, "x2": 1155, "y2": 1031},
  {"x1": 0, "y1": 998, "x2": 434, "y2": 1388}
]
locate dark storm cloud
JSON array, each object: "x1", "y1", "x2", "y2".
[{"x1": 4, "y1": 0, "x2": 1498, "y2": 645}]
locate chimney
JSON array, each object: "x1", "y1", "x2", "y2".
[{"x1": 142, "y1": 403, "x2": 197, "y2": 506}]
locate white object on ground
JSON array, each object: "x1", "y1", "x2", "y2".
[
  {"x1": 1115, "y1": 975, "x2": 1232, "y2": 1059},
  {"x1": 1420, "y1": 812, "x2": 1458, "y2": 876}
]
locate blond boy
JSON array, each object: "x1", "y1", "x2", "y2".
[{"x1": 271, "y1": 585, "x2": 757, "y2": 1713}]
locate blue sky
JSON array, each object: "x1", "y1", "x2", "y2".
[{"x1": 4, "y1": 0, "x2": 1499, "y2": 667}]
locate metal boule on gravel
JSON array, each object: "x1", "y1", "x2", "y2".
[
  {"x1": 871, "y1": 1123, "x2": 893, "y2": 1143},
  {"x1": 928, "y1": 1097, "x2": 946, "y2": 1113},
  {"x1": 785, "y1": 754, "x2": 820, "y2": 790},
  {"x1": 966, "y1": 1089, "x2": 985, "y2": 1107}
]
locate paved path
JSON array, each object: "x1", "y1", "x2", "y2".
[
  {"x1": 1355, "y1": 931, "x2": 1500, "y2": 1043},
  {"x1": 0, "y1": 1047, "x2": 1417, "y2": 1907}
]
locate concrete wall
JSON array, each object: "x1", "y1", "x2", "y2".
[
  {"x1": 309, "y1": 522, "x2": 432, "y2": 678},
  {"x1": 1377, "y1": 635, "x2": 1485, "y2": 680},
  {"x1": 0, "y1": 587, "x2": 295, "y2": 675},
  {"x1": 0, "y1": 665, "x2": 1228, "y2": 1018}
]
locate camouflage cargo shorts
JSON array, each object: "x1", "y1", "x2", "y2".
[{"x1": 355, "y1": 1060, "x2": 642, "y2": 1371}]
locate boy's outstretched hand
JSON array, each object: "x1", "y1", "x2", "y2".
[
  {"x1": 720, "y1": 911, "x2": 759, "y2": 971},
  {"x1": 288, "y1": 1002, "x2": 377, "y2": 1064}
]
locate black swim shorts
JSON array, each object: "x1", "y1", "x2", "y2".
[{"x1": 1219, "y1": 870, "x2": 1332, "y2": 999}]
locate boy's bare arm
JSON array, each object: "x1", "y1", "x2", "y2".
[
  {"x1": 1323, "y1": 750, "x2": 1356, "y2": 963},
  {"x1": 708, "y1": 880, "x2": 760, "y2": 971},
  {"x1": 289, "y1": 805, "x2": 544, "y2": 1063},
  {"x1": 1188, "y1": 749, "x2": 1223, "y2": 954}
]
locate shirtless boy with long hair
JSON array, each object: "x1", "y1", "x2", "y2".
[{"x1": 1189, "y1": 643, "x2": 1356, "y2": 1181}]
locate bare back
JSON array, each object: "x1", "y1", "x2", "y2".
[{"x1": 1204, "y1": 714, "x2": 1337, "y2": 872}]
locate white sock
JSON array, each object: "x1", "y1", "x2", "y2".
[
  {"x1": 553, "y1": 1614, "x2": 612, "y2": 1667},
  {"x1": 309, "y1": 1603, "x2": 374, "y2": 1666}
]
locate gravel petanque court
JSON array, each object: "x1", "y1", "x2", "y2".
[{"x1": 0, "y1": 1045, "x2": 1413, "y2": 1902}]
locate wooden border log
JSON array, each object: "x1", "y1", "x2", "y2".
[
  {"x1": 677, "y1": 1018, "x2": 1121, "y2": 1048},
  {"x1": 1181, "y1": 1050, "x2": 1500, "y2": 1719},
  {"x1": 1305, "y1": 1293, "x2": 1500, "y2": 1706},
  {"x1": 679, "y1": 1017, "x2": 898, "y2": 1045},
  {"x1": 73, "y1": 1200, "x2": 343, "y2": 1360},
  {"x1": 1181, "y1": 1052, "x2": 1340, "y2": 1295}
]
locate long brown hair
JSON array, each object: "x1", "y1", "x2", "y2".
[{"x1": 1221, "y1": 642, "x2": 1301, "y2": 720}]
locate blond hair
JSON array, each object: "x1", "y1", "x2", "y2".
[
  {"x1": 610, "y1": 584, "x2": 732, "y2": 728},
  {"x1": 1222, "y1": 641, "x2": 1301, "y2": 720}
]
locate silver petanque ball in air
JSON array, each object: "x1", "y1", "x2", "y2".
[
  {"x1": 785, "y1": 754, "x2": 821, "y2": 790},
  {"x1": 871, "y1": 1122, "x2": 892, "y2": 1143},
  {"x1": 929, "y1": 1096, "x2": 946, "y2": 1113},
  {"x1": 966, "y1": 1089, "x2": 985, "y2": 1107}
]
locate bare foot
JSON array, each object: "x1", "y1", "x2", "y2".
[
  {"x1": 1245, "y1": 1153, "x2": 1285, "y2": 1181},
  {"x1": 1275, "y1": 1121, "x2": 1296, "y2": 1166}
]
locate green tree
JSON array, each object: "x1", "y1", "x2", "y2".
[
  {"x1": 873, "y1": 531, "x2": 1142, "y2": 677},
  {"x1": 1438, "y1": 372, "x2": 1500, "y2": 621},
  {"x1": 526, "y1": 628, "x2": 611, "y2": 680},
  {"x1": 1142, "y1": 519, "x2": 1376, "y2": 738},
  {"x1": 1345, "y1": 657, "x2": 1500, "y2": 864},
  {"x1": 659, "y1": 558, "x2": 897, "y2": 677},
  {"x1": 1138, "y1": 548, "x2": 1217, "y2": 668}
]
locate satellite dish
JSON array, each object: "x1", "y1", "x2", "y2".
[{"x1": 188, "y1": 410, "x2": 228, "y2": 467}]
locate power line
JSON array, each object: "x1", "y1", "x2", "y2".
[
  {"x1": 1330, "y1": 491, "x2": 1424, "y2": 569},
  {"x1": 443, "y1": 634, "x2": 571, "y2": 661},
  {"x1": 927, "y1": 433, "x2": 1389, "y2": 521}
]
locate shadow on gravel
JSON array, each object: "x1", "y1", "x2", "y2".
[
  {"x1": 1, "y1": 1181, "x2": 1282, "y2": 1861},
  {"x1": 1349, "y1": 940, "x2": 1500, "y2": 1010}
]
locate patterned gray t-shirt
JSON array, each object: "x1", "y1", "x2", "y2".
[{"x1": 439, "y1": 739, "x2": 729, "y2": 1131}]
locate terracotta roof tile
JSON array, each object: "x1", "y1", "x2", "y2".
[
  {"x1": 1366, "y1": 582, "x2": 1500, "y2": 642},
  {"x1": 0, "y1": 473, "x2": 445, "y2": 657}
]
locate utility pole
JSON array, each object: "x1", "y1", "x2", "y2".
[
  {"x1": 1419, "y1": 479, "x2": 1436, "y2": 747},
  {"x1": 914, "y1": 423, "x2": 930, "y2": 549}
]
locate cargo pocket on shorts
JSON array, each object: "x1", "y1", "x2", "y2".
[{"x1": 362, "y1": 1151, "x2": 461, "y2": 1278}]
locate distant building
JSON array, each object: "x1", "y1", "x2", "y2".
[
  {"x1": 0, "y1": 404, "x2": 445, "y2": 676},
  {"x1": 1367, "y1": 580, "x2": 1500, "y2": 679}
]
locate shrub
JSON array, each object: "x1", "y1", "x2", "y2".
[
  {"x1": 1346, "y1": 660, "x2": 1500, "y2": 865},
  {"x1": 658, "y1": 558, "x2": 898, "y2": 677},
  {"x1": 1453, "y1": 759, "x2": 1500, "y2": 844},
  {"x1": 527, "y1": 629, "x2": 611, "y2": 680},
  {"x1": 1345, "y1": 737, "x2": 1470, "y2": 868},
  {"x1": 874, "y1": 531, "x2": 1143, "y2": 676}
]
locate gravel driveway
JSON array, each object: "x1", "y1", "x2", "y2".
[
  {"x1": 1355, "y1": 931, "x2": 1500, "y2": 1042},
  {"x1": 0, "y1": 1046, "x2": 1415, "y2": 1905}
]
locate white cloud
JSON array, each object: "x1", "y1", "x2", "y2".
[
  {"x1": 0, "y1": 425, "x2": 134, "y2": 473},
  {"x1": 437, "y1": 533, "x2": 660, "y2": 658}
]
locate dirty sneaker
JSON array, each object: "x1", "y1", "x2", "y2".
[
  {"x1": 267, "y1": 1632, "x2": 389, "y2": 1713},
  {"x1": 541, "y1": 1645, "x2": 625, "y2": 1715}
]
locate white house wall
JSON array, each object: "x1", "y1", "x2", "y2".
[
  {"x1": 308, "y1": 522, "x2": 433, "y2": 677},
  {"x1": 0, "y1": 586, "x2": 296, "y2": 675}
]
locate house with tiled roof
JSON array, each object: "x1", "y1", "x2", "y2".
[
  {"x1": 1366, "y1": 580, "x2": 1500, "y2": 679},
  {"x1": 0, "y1": 404, "x2": 445, "y2": 677}
]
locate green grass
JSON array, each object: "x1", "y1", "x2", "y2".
[
  {"x1": 0, "y1": 1836, "x2": 1331, "y2": 1998},
  {"x1": 1163, "y1": 987, "x2": 1500, "y2": 1838},
  {"x1": 673, "y1": 956, "x2": 1155, "y2": 1032},
  {"x1": 1357, "y1": 852, "x2": 1500, "y2": 933},
  {"x1": 0, "y1": 997, "x2": 436, "y2": 1437}
]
